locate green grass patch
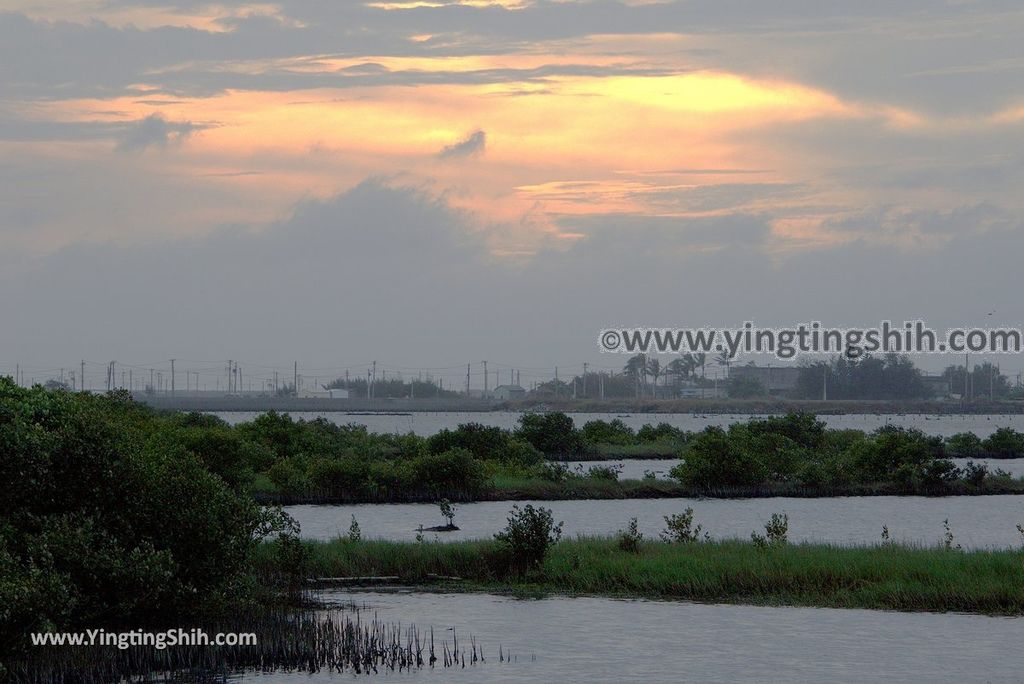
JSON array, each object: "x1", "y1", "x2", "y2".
[{"x1": 273, "y1": 537, "x2": 1024, "y2": 615}]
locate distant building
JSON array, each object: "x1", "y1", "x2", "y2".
[
  {"x1": 491, "y1": 384, "x2": 527, "y2": 400},
  {"x1": 730, "y1": 365, "x2": 801, "y2": 397}
]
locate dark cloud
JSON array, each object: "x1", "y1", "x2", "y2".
[
  {"x1": 2, "y1": 178, "x2": 1021, "y2": 373},
  {"x1": 3, "y1": 2, "x2": 1023, "y2": 114},
  {"x1": 116, "y1": 113, "x2": 202, "y2": 151},
  {"x1": 438, "y1": 130, "x2": 486, "y2": 159}
]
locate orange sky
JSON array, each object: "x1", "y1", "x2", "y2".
[{"x1": 4, "y1": 1, "x2": 1022, "y2": 257}]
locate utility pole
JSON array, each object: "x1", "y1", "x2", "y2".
[
  {"x1": 482, "y1": 361, "x2": 488, "y2": 397},
  {"x1": 600, "y1": 373, "x2": 605, "y2": 399},
  {"x1": 582, "y1": 362, "x2": 588, "y2": 397},
  {"x1": 170, "y1": 359, "x2": 175, "y2": 395},
  {"x1": 15, "y1": 364, "x2": 18, "y2": 388},
  {"x1": 129, "y1": 369, "x2": 133, "y2": 392},
  {"x1": 294, "y1": 361, "x2": 298, "y2": 397},
  {"x1": 965, "y1": 353, "x2": 970, "y2": 401},
  {"x1": 823, "y1": 364, "x2": 828, "y2": 401},
  {"x1": 81, "y1": 360, "x2": 85, "y2": 391},
  {"x1": 371, "y1": 361, "x2": 377, "y2": 399},
  {"x1": 466, "y1": 364, "x2": 471, "y2": 395}
]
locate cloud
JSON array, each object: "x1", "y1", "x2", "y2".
[
  {"x1": 116, "y1": 113, "x2": 201, "y2": 151},
  {"x1": 2, "y1": 177, "x2": 1022, "y2": 376},
  {"x1": 438, "y1": 129, "x2": 486, "y2": 159}
]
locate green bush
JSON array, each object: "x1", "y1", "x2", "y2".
[
  {"x1": 0, "y1": 380, "x2": 287, "y2": 660},
  {"x1": 617, "y1": 518, "x2": 643, "y2": 553},
  {"x1": 846, "y1": 426, "x2": 943, "y2": 482},
  {"x1": 266, "y1": 458, "x2": 313, "y2": 495},
  {"x1": 429, "y1": 423, "x2": 512, "y2": 458},
  {"x1": 515, "y1": 412, "x2": 583, "y2": 455},
  {"x1": 946, "y1": 432, "x2": 985, "y2": 459},
  {"x1": 982, "y1": 427, "x2": 1024, "y2": 458},
  {"x1": 636, "y1": 422, "x2": 690, "y2": 444},
  {"x1": 581, "y1": 419, "x2": 635, "y2": 445},
  {"x1": 308, "y1": 457, "x2": 371, "y2": 496},
  {"x1": 494, "y1": 504, "x2": 563, "y2": 575},
  {"x1": 670, "y1": 426, "x2": 768, "y2": 487},
  {"x1": 745, "y1": 412, "x2": 827, "y2": 450},
  {"x1": 586, "y1": 464, "x2": 621, "y2": 481},
  {"x1": 410, "y1": 448, "x2": 487, "y2": 494}
]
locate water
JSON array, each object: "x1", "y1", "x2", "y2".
[
  {"x1": 950, "y1": 458, "x2": 1024, "y2": 477},
  {"x1": 231, "y1": 590, "x2": 1024, "y2": 683},
  {"x1": 212, "y1": 411, "x2": 1024, "y2": 438},
  {"x1": 562, "y1": 458, "x2": 1024, "y2": 480},
  {"x1": 564, "y1": 458, "x2": 678, "y2": 479},
  {"x1": 286, "y1": 495, "x2": 1024, "y2": 549}
]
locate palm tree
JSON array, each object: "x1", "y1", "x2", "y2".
[
  {"x1": 694, "y1": 353, "x2": 707, "y2": 399},
  {"x1": 624, "y1": 354, "x2": 648, "y2": 397},
  {"x1": 646, "y1": 358, "x2": 662, "y2": 397},
  {"x1": 666, "y1": 357, "x2": 689, "y2": 387},
  {"x1": 715, "y1": 352, "x2": 733, "y2": 378}
]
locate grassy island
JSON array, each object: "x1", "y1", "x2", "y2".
[{"x1": 271, "y1": 535, "x2": 1024, "y2": 615}]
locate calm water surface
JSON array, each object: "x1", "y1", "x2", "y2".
[
  {"x1": 286, "y1": 495, "x2": 1024, "y2": 549},
  {"x1": 566, "y1": 458, "x2": 1024, "y2": 480},
  {"x1": 214, "y1": 411, "x2": 1024, "y2": 437},
  {"x1": 229, "y1": 590, "x2": 1024, "y2": 683}
]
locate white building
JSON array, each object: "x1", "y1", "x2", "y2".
[{"x1": 491, "y1": 384, "x2": 527, "y2": 400}]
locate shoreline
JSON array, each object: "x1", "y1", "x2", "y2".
[{"x1": 136, "y1": 395, "x2": 1024, "y2": 415}]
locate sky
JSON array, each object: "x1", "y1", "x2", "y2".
[{"x1": 1, "y1": 0, "x2": 1023, "y2": 388}]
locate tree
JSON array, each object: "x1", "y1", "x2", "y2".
[
  {"x1": 715, "y1": 352, "x2": 733, "y2": 378},
  {"x1": 623, "y1": 354, "x2": 648, "y2": 397},
  {"x1": 515, "y1": 412, "x2": 583, "y2": 455},
  {"x1": 494, "y1": 505, "x2": 563, "y2": 575},
  {"x1": 793, "y1": 354, "x2": 930, "y2": 400},
  {"x1": 646, "y1": 358, "x2": 662, "y2": 396},
  {"x1": 728, "y1": 375, "x2": 766, "y2": 398}
]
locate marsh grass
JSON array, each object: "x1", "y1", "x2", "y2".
[{"x1": 283, "y1": 537, "x2": 1024, "y2": 615}]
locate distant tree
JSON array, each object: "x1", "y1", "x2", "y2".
[
  {"x1": 715, "y1": 352, "x2": 733, "y2": 378},
  {"x1": 623, "y1": 354, "x2": 648, "y2": 396},
  {"x1": 793, "y1": 354, "x2": 930, "y2": 400},
  {"x1": 646, "y1": 358, "x2": 662, "y2": 396},
  {"x1": 728, "y1": 376, "x2": 766, "y2": 398}
]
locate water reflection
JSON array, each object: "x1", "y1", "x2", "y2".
[{"x1": 236, "y1": 590, "x2": 1024, "y2": 683}]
